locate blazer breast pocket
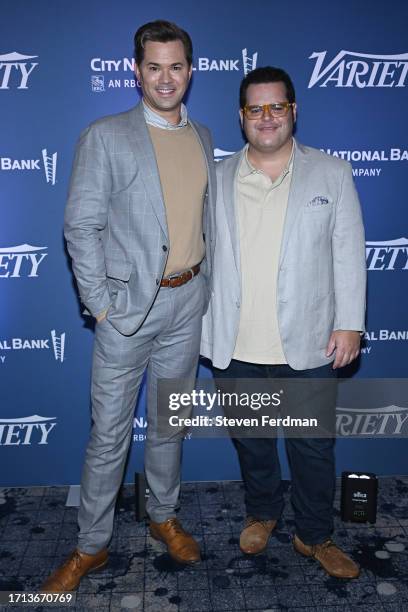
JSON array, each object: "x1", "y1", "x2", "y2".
[
  {"x1": 303, "y1": 197, "x2": 333, "y2": 214},
  {"x1": 300, "y1": 201, "x2": 334, "y2": 250}
]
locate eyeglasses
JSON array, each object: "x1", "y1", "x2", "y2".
[{"x1": 242, "y1": 102, "x2": 295, "y2": 120}]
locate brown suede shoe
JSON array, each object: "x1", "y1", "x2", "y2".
[
  {"x1": 239, "y1": 516, "x2": 277, "y2": 555},
  {"x1": 40, "y1": 548, "x2": 108, "y2": 592},
  {"x1": 293, "y1": 534, "x2": 360, "y2": 578},
  {"x1": 150, "y1": 518, "x2": 200, "y2": 564}
]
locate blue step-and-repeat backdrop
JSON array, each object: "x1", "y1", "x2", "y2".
[{"x1": 1, "y1": 0, "x2": 407, "y2": 486}]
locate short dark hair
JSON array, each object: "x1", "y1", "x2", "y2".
[
  {"x1": 239, "y1": 66, "x2": 296, "y2": 108},
  {"x1": 134, "y1": 20, "x2": 193, "y2": 66}
]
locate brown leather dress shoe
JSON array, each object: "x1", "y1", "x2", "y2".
[
  {"x1": 239, "y1": 516, "x2": 277, "y2": 555},
  {"x1": 293, "y1": 534, "x2": 360, "y2": 578},
  {"x1": 40, "y1": 548, "x2": 108, "y2": 592},
  {"x1": 149, "y1": 518, "x2": 200, "y2": 564}
]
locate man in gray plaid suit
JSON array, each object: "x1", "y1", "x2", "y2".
[{"x1": 42, "y1": 20, "x2": 215, "y2": 591}]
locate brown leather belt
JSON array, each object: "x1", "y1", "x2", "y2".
[{"x1": 160, "y1": 264, "x2": 200, "y2": 288}]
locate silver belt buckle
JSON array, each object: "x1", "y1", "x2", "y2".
[
  {"x1": 169, "y1": 268, "x2": 193, "y2": 280},
  {"x1": 166, "y1": 271, "x2": 181, "y2": 281}
]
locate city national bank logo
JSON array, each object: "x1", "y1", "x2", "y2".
[
  {"x1": 90, "y1": 57, "x2": 137, "y2": 90},
  {"x1": 321, "y1": 147, "x2": 407, "y2": 178},
  {"x1": 337, "y1": 406, "x2": 408, "y2": 437},
  {"x1": 132, "y1": 416, "x2": 191, "y2": 442},
  {"x1": 0, "y1": 330, "x2": 65, "y2": 365},
  {"x1": 361, "y1": 328, "x2": 408, "y2": 355},
  {"x1": 366, "y1": 238, "x2": 408, "y2": 271},
  {"x1": 89, "y1": 49, "x2": 258, "y2": 89},
  {"x1": 193, "y1": 49, "x2": 258, "y2": 75},
  {"x1": 0, "y1": 415, "x2": 56, "y2": 446},
  {"x1": 0, "y1": 149, "x2": 57, "y2": 185},
  {"x1": 0, "y1": 52, "x2": 39, "y2": 89},
  {"x1": 133, "y1": 416, "x2": 147, "y2": 443},
  {"x1": 0, "y1": 244, "x2": 48, "y2": 278},
  {"x1": 308, "y1": 50, "x2": 408, "y2": 88},
  {"x1": 91, "y1": 75, "x2": 105, "y2": 92}
]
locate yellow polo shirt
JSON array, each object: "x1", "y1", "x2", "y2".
[{"x1": 233, "y1": 144, "x2": 294, "y2": 364}]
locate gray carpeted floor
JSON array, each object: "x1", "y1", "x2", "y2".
[{"x1": 0, "y1": 478, "x2": 407, "y2": 611}]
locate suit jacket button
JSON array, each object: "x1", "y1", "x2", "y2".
[
  {"x1": 156, "y1": 279, "x2": 160, "y2": 286},
  {"x1": 236, "y1": 301, "x2": 240, "y2": 308},
  {"x1": 162, "y1": 245, "x2": 168, "y2": 252}
]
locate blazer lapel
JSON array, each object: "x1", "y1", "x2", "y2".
[
  {"x1": 222, "y1": 150, "x2": 244, "y2": 274},
  {"x1": 279, "y1": 140, "x2": 309, "y2": 266},
  {"x1": 189, "y1": 120, "x2": 215, "y2": 204},
  {"x1": 127, "y1": 103, "x2": 168, "y2": 237}
]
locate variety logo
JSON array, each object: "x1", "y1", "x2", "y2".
[
  {"x1": 0, "y1": 330, "x2": 65, "y2": 365},
  {"x1": 0, "y1": 149, "x2": 57, "y2": 185},
  {"x1": 0, "y1": 244, "x2": 48, "y2": 278},
  {"x1": 0, "y1": 415, "x2": 57, "y2": 446},
  {"x1": 0, "y1": 52, "x2": 39, "y2": 89},
  {"x1": 322, "y1": 147, "x2": 408, "y2": 178},
  {"x1": 337, "y1": 405, "x2": 408, "y2": 437},
  {"x1": 366, "y1": 238, "x2": 408, "y2": 271},
  {"x1": 308, "y1": 50, "x2": 408, "y2": 88}
]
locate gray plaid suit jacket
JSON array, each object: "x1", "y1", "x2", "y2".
[{"x1": 65, "y1": 102, "x2": 216, "y2": 336}]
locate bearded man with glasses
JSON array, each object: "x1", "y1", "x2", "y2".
[{"x1": 201, "y1": 66, "x2": 366, "y2": 578}]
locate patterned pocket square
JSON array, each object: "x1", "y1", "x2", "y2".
[{"x1": 306, "y1": 196, "x2": 330, "y2": 208}]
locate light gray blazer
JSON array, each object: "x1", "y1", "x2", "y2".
[
  {"x1": 200, "y1": 140, "x2": 366, "y2": 370},
  {"x1": 65, "y1": 102, "x2": 216, "y2": 336}
]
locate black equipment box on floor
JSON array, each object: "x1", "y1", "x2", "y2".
[
  {"x1": 134, "y1": 472, "x2": 149, "y2": 522},
  {"x1": 341, "y1": 471, "x2": 378, "y2": 524}
]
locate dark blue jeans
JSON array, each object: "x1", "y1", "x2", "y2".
[{"x1": 213, "y1": 360, "x2": 337, "y2": 545}]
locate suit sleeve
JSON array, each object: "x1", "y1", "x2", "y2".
[
  {"x1": 64, "y1": 123, "x2": 112, "y2": 318},
  {"x1": 332, "y1": 162, "x2": 367, "y2": 331}
]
